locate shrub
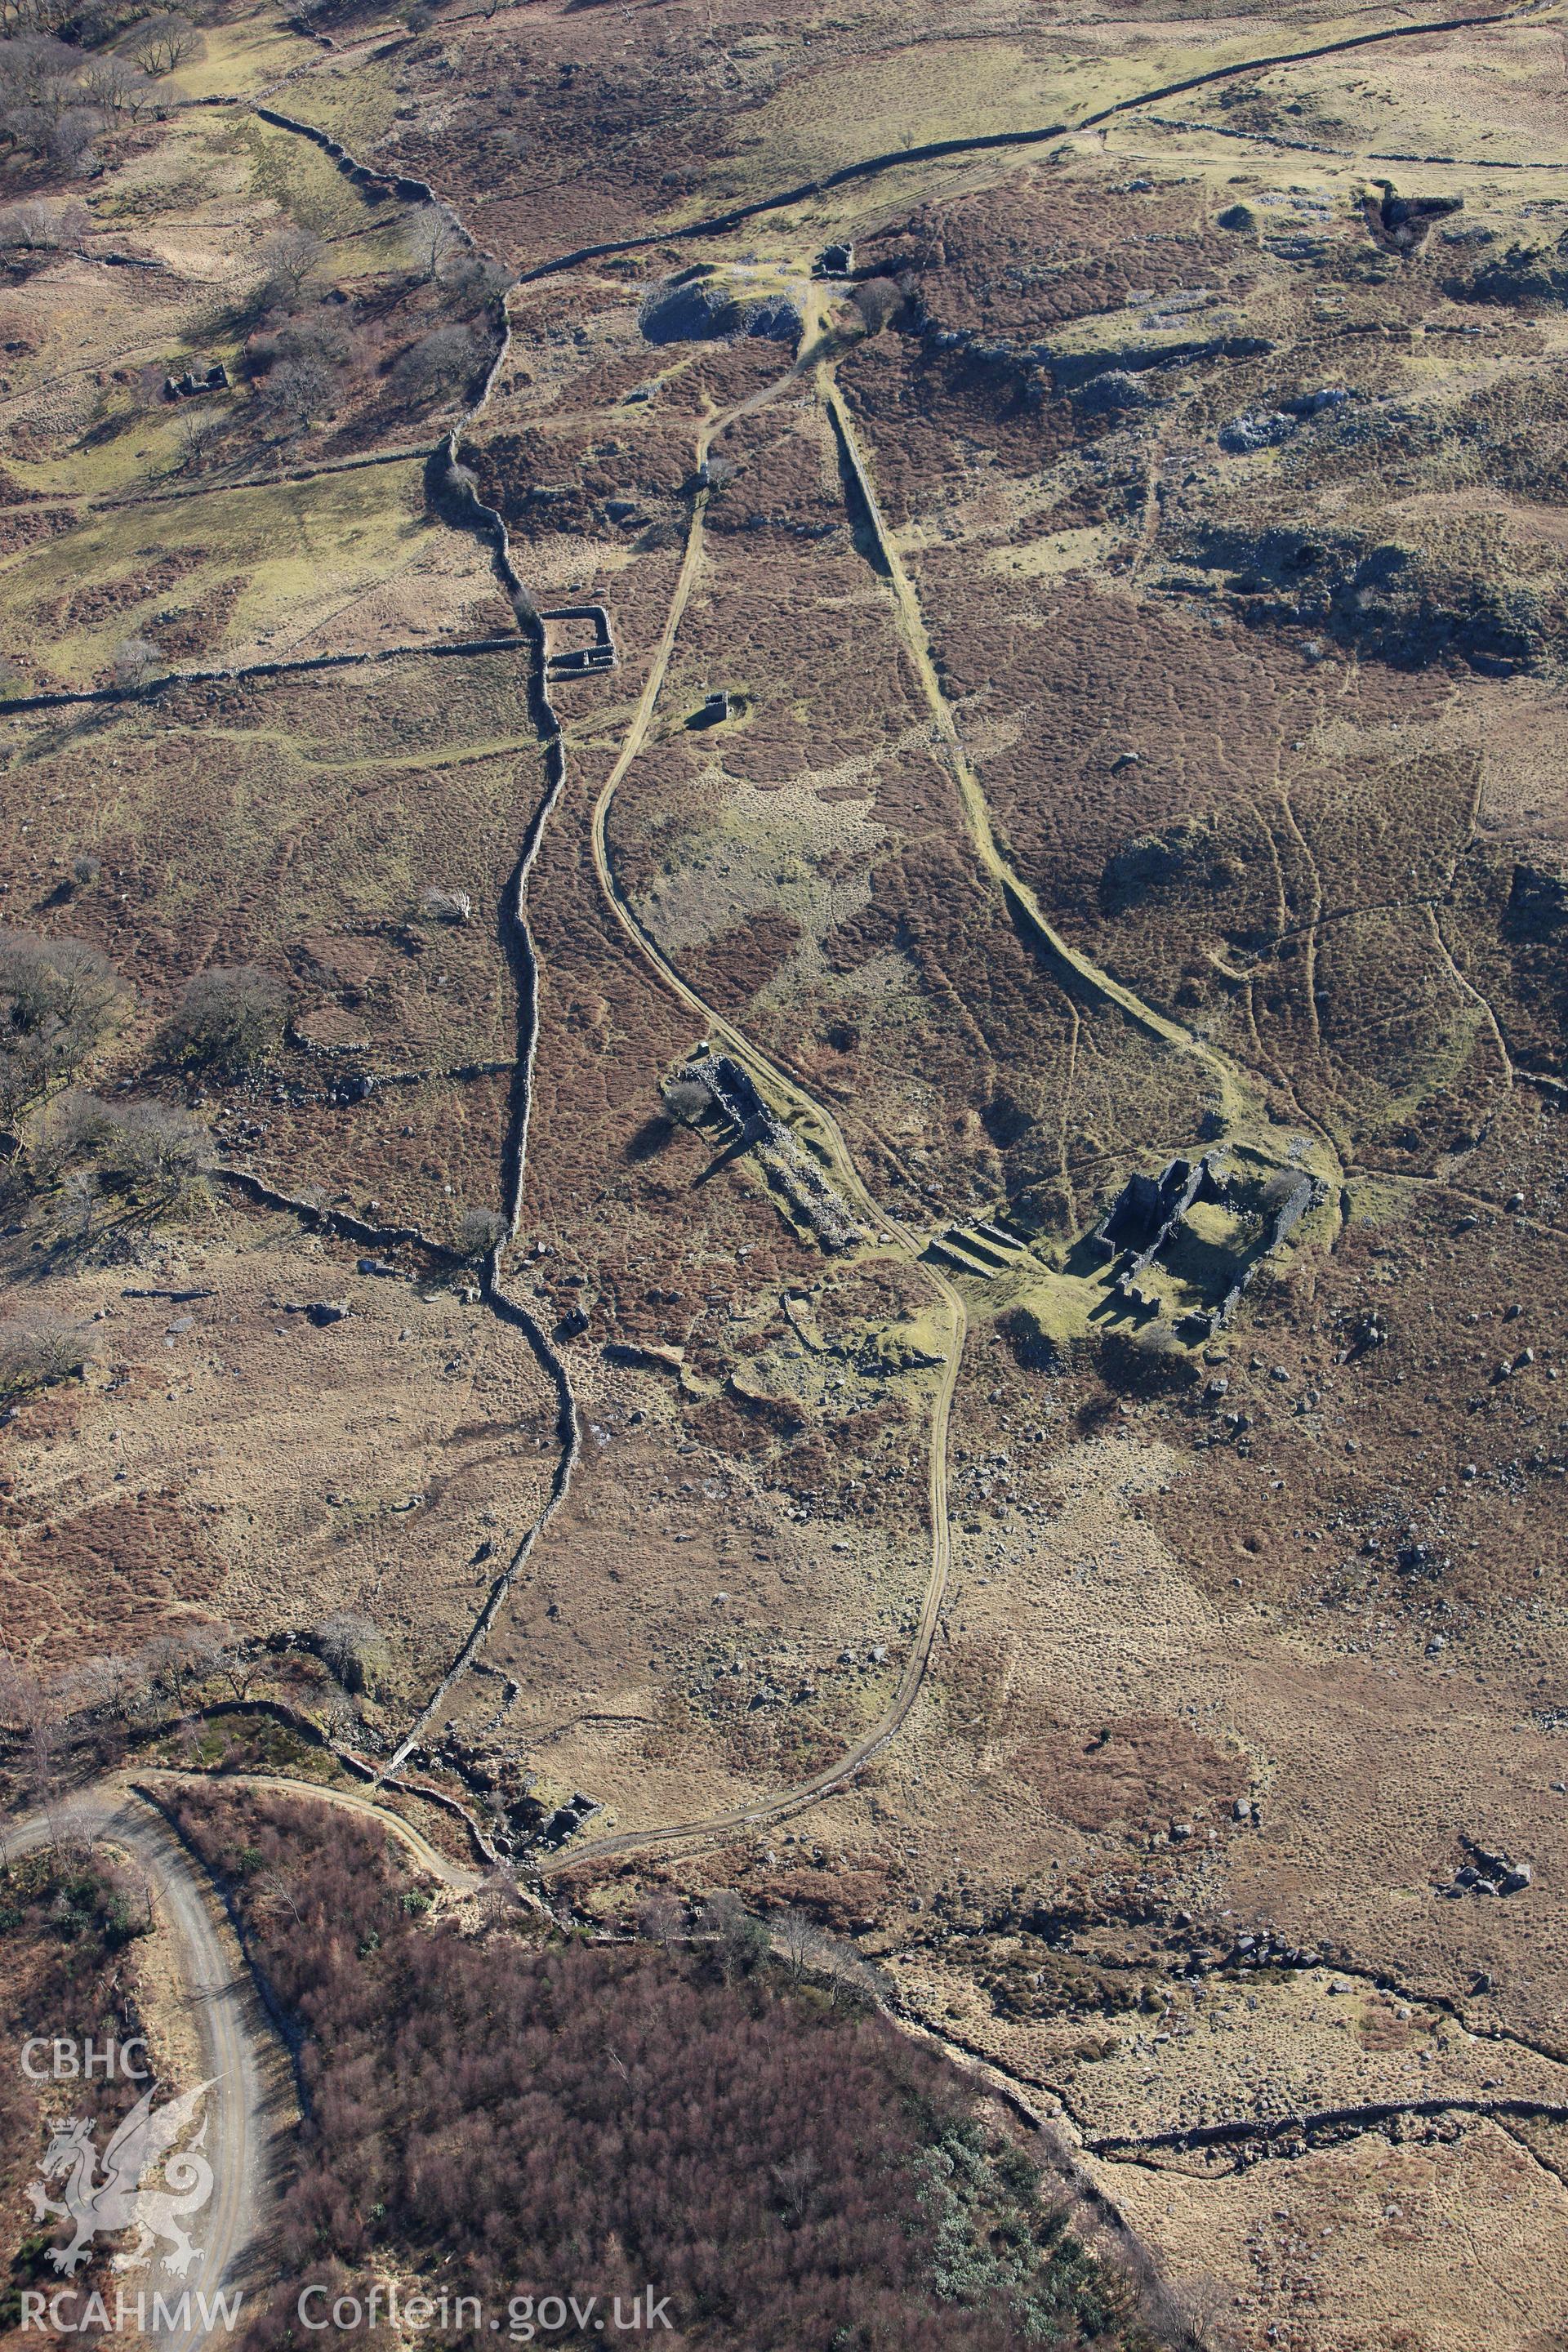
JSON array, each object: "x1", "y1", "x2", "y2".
[
  {"x1": 389, "y1": 324, "x2": 482, "y2": 403},
  {"x1": 0, "y1": 1314, "x2": 92, "y2": 1401},
  {"x1": 416, "y1": 884, "x2": 471, "y2": 924},
  {"x1": 164, "y1": 965, "x2": 287, "y2": 1076},
  {"x1": 456, "y1": 1205, "x2": 507, "y2": 1258}
]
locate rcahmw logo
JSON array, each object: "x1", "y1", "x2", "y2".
[
  {"x1": 21, "y1": 2287, "x2": 243, "y2": 2335},
  {"x1": 21, "y1": 2035, "x2": 218, "y2": 2279}
]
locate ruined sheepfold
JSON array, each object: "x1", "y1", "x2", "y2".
[{"x1": 1090, "y1": 1152, "x2": 1321, "y2": 1332}]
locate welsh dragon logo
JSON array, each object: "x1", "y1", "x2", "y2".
[{"x1": 26, "y1": 2078, "x2": 217, "y2": 2276}]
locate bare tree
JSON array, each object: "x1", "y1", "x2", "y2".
[
  {"x1": 78, "y1": 51, "x2": 150, "y2": 118},
  {"x1": 390, "y1": 323, "x2": 482, "y2": 403},
  {"x1": 97, "y1": 1097, "x2": 215, "y2": 1214},
  {"x1": 68, "y1": 1650, "x2": 150, "y2": 1722},
  {"x1": 417, "y1": 884, "x2": 471, "y2": 924},
  {"x1": 124, "y1": 11, "x2": 200, "y2": 74},
  {"x1": 442, "y1": 249, "x2": 514, "y2": 311},
  {"x1": 176, "y1": 404, "x2": 221, "y2": 473},
  {"x1": 111, "y1": 634, "x2": 161, "y2": 688},
  {"x1": 771, "y1": 2145, "x2": 821, "y2": 2225},
  {"x1": 403, "y1": 204, "x2": 466, "y2": 284},
  {"x1": 0, "y1": 1651, "x2": 63, "y2": 1838},
  {"x1": 775, "y1": 1904, "x2": 817, "y2": 1982},
  {"x1": 0, "y1": 929, "x2": 127, "y2": 1128},
  {"x1": 637, "y1": 1893, "x2": 685, "y2": 1946},
  {"x1": 0, "y1": 198, "x2": 87, "y2": 248},
  {"x1": 191, "y1": 1624, "x2": 260, "y2": 1704},
  {"x1": 252, "y1": 1865, "x2": 302, "y2": 1924},
  {"x1": 164, "y1": 964, "x2": 287, "y2": 1076},
  {"x1": 261, "y1": 352, "x2": 333, "y2": 431},
  {"x1": 47, "y1": 103, "x2": 99, "y2": 172},
  {"x1": 314, "y1": 1610, "x2": 390, "y2": 1696},
  {"x1": 701, "y1": 1888, "x2": 770, "y2": 1980},
  {"x1": 259, "y1": 222, "x2": 323, "y2": 304},
  {"x1": 662, "y1": 1076, "x2": 710, "y2": 1125},
  {"x1": 0, "y1": 1315, "x2": 94, "y2": 1400},
  {"x1": 141, "y1": 1629, "x2": 206, "y2": 1712},
  {"x1": 852, "y1": 276, "x2": 904, "y2": 336}
]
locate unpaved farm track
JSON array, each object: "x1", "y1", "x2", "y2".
[{"x1": 554, "y1": 329, "x2": 967, "y2": 1868}]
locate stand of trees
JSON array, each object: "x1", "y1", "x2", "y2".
[{"x1": 169, "y1": 1788, "x2": 1183, "y2": 2352}]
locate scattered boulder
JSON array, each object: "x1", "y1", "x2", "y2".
[
  {"x1": 639, "y1": 274, "x2": 742, "y2": 343},
  {"x1": 1071, "y1": 368, "x2": 1160, "y2": 415},
  {"x1": 1218, "y1": 409, "x2": 1297, "y2": 454}
]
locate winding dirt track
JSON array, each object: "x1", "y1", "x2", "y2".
[
  {"x1": 556, "y1": 318, "x2": 969, "y2": 1868},
  {"x1": 7, "y1": 1788, "x2": 278, "y2": 2352}
]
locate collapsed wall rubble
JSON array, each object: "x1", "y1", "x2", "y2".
[{"x1": 679, "y1": 1053, "x2": 862, "y2": 1250}]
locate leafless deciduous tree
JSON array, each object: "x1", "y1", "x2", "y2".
[
  {"x1": 259, "y1": 222, "x2": 323, "y2": 304},
  {"x1": 662, "y1": 1076, "x2": 709, "y2": 1125},
  {"x1": 111, "y1": 634, "x2": 161, "y2": 688},
  {"x1": 774, "y1": 1904, "x2": 817, "y2": 1981},
  {"x1": 96, "y1": 1096, "x2": 215, "y2": 1213},
  {"x1": 637, "y1": 1893, "x2": 685, "y2": 1947},
  {"x1": 0, "y1": 1650, "x2": 65, "y2": 1836},
  {"x1": 47, "y1": 101, "x2": 96, "y2": 169},
  {"x1": 0, "y1": 928, "x2": 127, "y2": 1127},
  {"x1": 123, "y1": 11, "x2": 199, "y2": 74},
  {"x1": 700, "y1": 1888, "x2": 771, "y2": 1980},
  {"x1": 442, "y1": 249, "x2": 513, "y2": 311},
  {"x1": 77, "y1": 52, "x2": 150, "y2": 119},
  {"x1": 0, "y1": 1313, "x2": 94, "y2": 1400},
  {"x1": 261, "y1": 352, "x2": 333, "y2": 430},
  {"x1": 417, "y1": 883, "x2": 471, "y2": 924},
  {"x1": 65, "y1": 1650, "x2": 150, "y2": 1722},
  {"x1": 0, "y1": 33, "x2": 118, "y2": 165},
  {"x1": 852, "y1": 276, "x2": 905, "y2": 335},
  {"x1": 404, "y1": 203, "x2": 466, "y2": 284},
  {"x1": 176, "y1": 404, "x2": 221, "y2": 472},
  {"x1": 314, "y1": 1610, "x2": 390, "y2": 1697},
  {"x1": 390, "y1": 323, "x2": 482, "y2": 403},
  {"x1": 164, "y1": 964, "x2": 287, "y2": 1076}
]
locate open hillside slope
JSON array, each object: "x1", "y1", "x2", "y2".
[{"x1": 2, "y1": 0, "x2": 1568, "y2": 2343}]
